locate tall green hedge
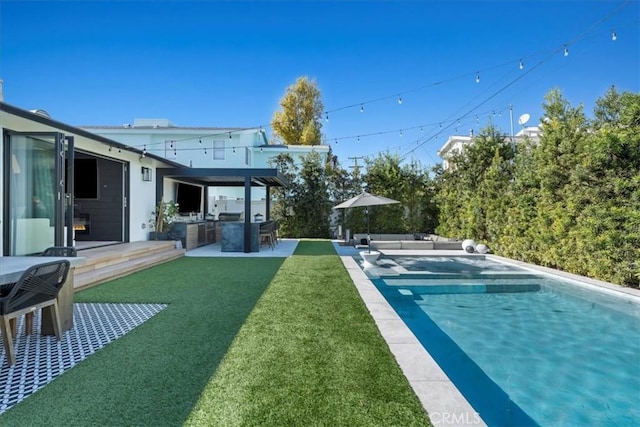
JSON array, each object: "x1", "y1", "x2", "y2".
[{"x1": 434, "y1": 88, "x2": 640, "y2": 287}]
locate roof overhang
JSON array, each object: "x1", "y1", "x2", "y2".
[
  {"x1": 0, "y1": 101, "x2": 185, "y2": 168},
  {"x1": 156, "y1": 167, "x2": 289, "y2": 188}
]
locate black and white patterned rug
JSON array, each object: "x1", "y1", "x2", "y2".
[{"x1": 0, "y1": 302, "x2": 166, "y2": 414}]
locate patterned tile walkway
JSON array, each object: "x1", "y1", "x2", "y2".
[{"x1": 0, "y1": 303, "x2": 166, "y2": 414}]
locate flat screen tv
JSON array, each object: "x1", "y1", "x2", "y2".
[{"x1": 175, "y1": 183, "x2": 202, "y2": 214}]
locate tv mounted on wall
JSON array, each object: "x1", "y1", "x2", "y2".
[{"x1": 175, "y1": 182, "x2": 202, "y2": 214}]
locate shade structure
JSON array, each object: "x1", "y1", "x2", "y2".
[{"x1": 333, "y1": 191, "x2": 400, "y2": 253}]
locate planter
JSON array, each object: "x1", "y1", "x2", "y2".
[
  {"x1": 360, "y1": 250, "x2": 381, "y2": 268},
  {"x1": 149, "y1": 231, "x2": 169, "y2": 241}
]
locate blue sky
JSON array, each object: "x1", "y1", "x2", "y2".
[{"x1": 1, "y1": 0, "x2": 638, "y2": 169}]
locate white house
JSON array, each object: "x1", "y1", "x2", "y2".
[
  {"x1": 0, "y1": 103, "x2": 190, "y2": 256},
  {"x1": 438, "y1": 126, "x2": 541, "y2": 169},
  {"x1": 81, "y1": 119, "x2": 330, "y2": 219}
]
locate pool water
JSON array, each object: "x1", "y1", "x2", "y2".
[{"x1": 366, "y1": 256, "x2": 640, "y2": 427}]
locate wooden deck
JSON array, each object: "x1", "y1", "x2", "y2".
[{"x1": 73, "y1": 241, "x2": 185, "y2": 291}]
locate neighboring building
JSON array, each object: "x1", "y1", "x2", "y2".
[
  {"x1": 438, "y1": 126, "x2": 541, "y2": 170},
  {"x1": 82, "y1": 119, "x2": 330, "y2": 219}
]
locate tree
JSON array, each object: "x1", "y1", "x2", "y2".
[
  {"x1": 268, "y1": 153, "x2": 299, "y2": 237},
  {"x1": 271, "y1": 76, "x2": 324, "y2": 146}
]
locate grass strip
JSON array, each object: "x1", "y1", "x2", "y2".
[
  {"x1": 0, "y1": 257, "x2": 284, "y2": 426},
  {"x1": 185, "y1": 240, "x2": 431, "y2": 426}
]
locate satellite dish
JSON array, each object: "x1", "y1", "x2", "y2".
[{"x1": 518, "y1": 113, "x2": 530, "y2": 126}]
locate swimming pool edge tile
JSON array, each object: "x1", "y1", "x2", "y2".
[{"x1": 340, "y1": 255, "x2": 487, "y2": 427}]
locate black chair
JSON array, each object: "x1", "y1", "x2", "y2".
[
  {"x1": 0, "y1": 260, "x2": 70, "y2": 365},
  {"x1": 42, "y1": 246, "x2": 77, "y2": 257}
]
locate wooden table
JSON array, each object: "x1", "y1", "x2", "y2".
[{"x1": 0, "y1": 256, "x2": 85, "y2": 335}]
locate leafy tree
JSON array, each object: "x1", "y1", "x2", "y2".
[
  {"x1": 293, "y1": 150, "x2": 333, "y2": 237},
  {"x1": 364, "y1": 153, "x2": 407, "y2": 234},
  {"x1": 268, "y1": 153, "x2": 299, "y2": 237},
  {"x1": 271, "y1": 76, "x2": 324, "y2": 146},
  {"x1": 270, "y1": 151, "x2": 332, "y2": 238}
]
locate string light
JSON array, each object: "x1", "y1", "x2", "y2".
[
  {"x1": 229, "y1": 132, "x2": 232, "y2": 139},
  {"x1": 563, "y1": 45, "x2": 569, "y2": 56},
  {"x1": 204, "y1": 147, "x2": 207, "y2": 155},
  {"x1": 335, "y1": 138, "x2": 338, "y2": 144},
  {"x1": 232, "y1": 147, "x2": 236, "y2": 154},
  {"x1": 475, "y1": 72, "x2": 480, "y2": 83},
  {"x1": 199, "y1": 139, "x2": 202, "y2": 145},
  {"x1": 325, "y1": 112, "x2": 329, "y2": 122},
  {"x1": 519, "y1": 59, "x2": 524, "y2": 70},
  {"x1": 108, "y1": 146, "x2": 112, "y2": 152},
  {"x1": 611, "y1": 31, "x2": 617, "y2": 41},
  {"x1": 399, "y1": 130, "x2": 403, "y2": 137},
  {"x1": 357, "y1": 136, "x2": 360, "y2": 143},
  {"x1": 170, "y1": 140, "x2": 174, "y2": 148},
  {"x1": 397, "y1": 96, "x2": 402, "y2": 104},
  {"x1": 360, "y1": 104, "x2": 364, "y2": 113}
]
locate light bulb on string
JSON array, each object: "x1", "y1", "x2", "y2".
[
  {"x1": 400, "y1": 130, "x2": 403, "y2": 137},
  {"x1": 475, "y1": 72, "x2": 480, "y2": 83},
  {"x1": 563, "y1": 45, "x2": 569, "y2": 56},
  {"x1": 232, "y1": 147, "x2": 236, "y2": 154},
  {"x1": 204, "y1": 147, "x2": 207, "y2": 156},
  {"x1": 519, "y1": 59, "x2": 524, "y2": 70},
  {"x1": 108, "y1": 146, "x2": 112, "y2": 152},
  {"x1": 174, "y1": 148, "x2": 177, "y2": 156},
  {"x1": 397, "y1": 96, "x2": 402, "y2": 105},
  {"x1": 229, "y1": 132, "x2": 232, "y2": 139},
  {"x1": 360, "y1": 104, "x2": 364, "y2": 113},
  {"x1": 325, "y1": 112, "x2": 329, "y2": 122},
  {"x1": 335, "y1": 138, "x2": 338, "y2": 144},
  {"x1": 170, "y1": 140, "x2": 174, "y2": 148},
  {"x1": 420, "y1": 126, "x2": 423, "y2": 132},
  {"x1": 357, "y1": 136, "x2": 360, "y2": 143},
  {"x1": 199, "y1": 139, "x2": 202, "y2": 145},
  {"x1": 611, "y1": 31, "x2": 617, "y2": 41}
]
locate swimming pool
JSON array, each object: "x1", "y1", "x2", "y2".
[{"x1": 362, "y1": 255, "x2": 640, "y2": 426}]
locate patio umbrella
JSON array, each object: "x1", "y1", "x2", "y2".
[{"x1": 333, "y1": 191, "x2": 400, "y2": 253}]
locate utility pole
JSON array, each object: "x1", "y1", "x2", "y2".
[{"x1": 348, "y1": 156, "x2": 365, "y2": 170}]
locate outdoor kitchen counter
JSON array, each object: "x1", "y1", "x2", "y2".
[{"x1": 220, "y1": 222, "x2": 260, "y2": 252}]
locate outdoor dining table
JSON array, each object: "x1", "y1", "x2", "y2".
[{"x1": 0, "y1": 255, "x2": 86, "y2": 335}]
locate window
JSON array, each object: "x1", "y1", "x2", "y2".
[{"x1": 213, "y1": 140, "x2": 225, "y2": 160}]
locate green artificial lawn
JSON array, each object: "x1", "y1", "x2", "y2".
[{"x1": 1, "y1": 241, "x2": 431, "y2": 426}]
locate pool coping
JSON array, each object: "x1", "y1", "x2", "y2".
[
  {"x1": 339, "y1": 255, "x2": 486, "y2": 427},
  {"x1": 339, "y1": 249, "x2": 639, "y2": 427}
]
